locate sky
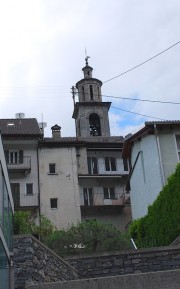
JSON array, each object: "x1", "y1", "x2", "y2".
[{"x1": 0, "y1": 0, "x2": 180, "y2": 137}]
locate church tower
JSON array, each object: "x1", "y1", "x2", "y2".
[{"x1": 72, "y1": 58, "x2": 111, "y2": 137}]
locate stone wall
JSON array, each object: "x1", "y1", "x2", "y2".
[
  {"x1": 26, "y1": 269, "x2": 180, "y2": 289},
  {"x1": 13, "y1": 235, "x2": 78, "y2": 289},
  {"x1": 66, "y1": 245, "x2": 180, "y2": 278}
]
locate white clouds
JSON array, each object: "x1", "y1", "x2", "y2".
[{"x1": 0, "y1": 0, "x2": 180, "y2": 136}]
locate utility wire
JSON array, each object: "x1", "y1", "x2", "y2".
[
  {"x1": 103, "y1": 40, "x2": 180, "y2": 84},
  {"x1": 111, "y1": 106, "x2": 166, "y2": 121},
  {"x1": 103, "y1": 94, "x2": 180, "y2": 105}
]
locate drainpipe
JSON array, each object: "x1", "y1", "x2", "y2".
[{"x1": 154, "y1": 124, "x2": 165, "y2": 186}]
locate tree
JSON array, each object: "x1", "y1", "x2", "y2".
[
  {"x1": 45, "y1": 219, "x2": 131, "y2": 256},
  {"x1": 14, "y1": 211, "x2": 55, "y2": 239}
]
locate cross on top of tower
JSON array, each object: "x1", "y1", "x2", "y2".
[{"x1": 85, "y1": 56, "x2": 90, "y2": 66}]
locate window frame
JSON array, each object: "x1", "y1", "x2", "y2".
[
  {"x1": 175, "y1": 135, "x2": 180, "y2": 161},
  {"x1": 50, "y1": 198, "x2": 58, "y2": 209},
  {"x1": 104, "y1": 157, "x2": 117, "y2": 171},
  {"x1": 103, "y1": 187, "x2": 116, "y2": 199},
  {"x1": 87, "y1": 157, "x2": 98, "y2": 174},
  {"x1": 48, "y1": 163, "x2": 57, "y2": 175},
  {"x1": 26, "y1": 183, "x2": 33, "y2": 195}
]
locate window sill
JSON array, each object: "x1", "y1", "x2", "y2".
[{"x1": 48, "y1": 173, "x2": 58, "y2": 175}]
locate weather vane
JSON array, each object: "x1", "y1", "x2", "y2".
[{"x1": 85, "y1": 48, "x2": 90, "y2": 65}]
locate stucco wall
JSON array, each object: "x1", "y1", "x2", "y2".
[
  {"x1": 130, "y1": 135, "x2": 163, "y2": 219},
  {"x1": 158, "y1": 131, "x2": 180, "y2": 181},
  {"x1": 38, "y1": 146, "x2": 81, "y2": 229}
]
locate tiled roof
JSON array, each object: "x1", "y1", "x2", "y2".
[
  {"x1": 41, "y1": 136, "x2": 124, "y2": 145},
  {"x1": 145, "y1": 120, "x2": 180, "y2": 125},
  {"x1": 42, "y1": 136, "x2": 124, "y2": 143},
  {"x1": 0, "y1": 118, "x2": 42, "y2": 136}
]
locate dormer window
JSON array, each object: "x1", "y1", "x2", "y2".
[{"x1": 7, "y1": 123, "x2": 15, "y2": 127}]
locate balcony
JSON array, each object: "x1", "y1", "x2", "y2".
[
  {"x1": 80, "y1": 192, "x2": 129, "y2": 208},
  {"x1": 7, "y1": 156, "x2": 31, "y2": 173},
  {"x1": 12, "y1": 193, "x2": 39, "y2": 209}
]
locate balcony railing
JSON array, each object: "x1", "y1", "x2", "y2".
[
  {"x1": 7, "y1": 156, "x2": 31, "y2": 172},
  {"x1": 80, "y1": 192, "x2": 130, "y2": 207},
  {"x1": 12, "y1": 193, "x2": 39, "y2": 209}
]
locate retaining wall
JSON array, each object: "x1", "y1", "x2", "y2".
[
  {"x1": 66, "y1": 245, "x2": 180, "y2": 278},
  {"x1": 13, "y1": 235, "x2": 78, "y2": 289}
]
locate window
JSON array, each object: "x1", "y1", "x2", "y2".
[
  {"x1": 89, "y1": 85, "x2": 93, "y2": 100},
  {"x1": 105, "y1": 157, "x2": 116, "y2": 171},
  {"x1": 11, "y1": 183, "x2": 20, "y2": 208},
  {"x1": 82, "y1": 86, "x2": 85, "y2": 101},
  {"x1": 5, "y1": 150, "x2": 23, "y2": 164},
  {"x1": 103, "y1": 187, "x2": 115, "y2": 199},
  {"x1": 26, "y1": 183, "x2": 33, "y2": 195},
  {"x1": 49, "y1": 163, "x2": 56, "y2": 174},
  {"x1": 83, "y1": 188, "x2": 93, "y2": 206},
  {"x1": 87, "y1": 157, "x2": 98, "y2": 174},
  {"x1": 89, "y1": 113, "x2": 101, "y2": 136},
  {"x1": 50, "y1": 198, "x2": 58, "y2": 209},
  {"x1": 176, "y1": 135, "x2": 180, "y2": 161}
]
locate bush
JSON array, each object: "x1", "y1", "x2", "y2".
[
  {"x1": 129, "y1": 163, "x2": 180, "y2": 247},
  {"x1": 45, "y1": 219, "x2": 131, "y2": 256}
]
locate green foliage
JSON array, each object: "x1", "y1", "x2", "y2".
[
  {"x1": 44, "y1": 219, "x2": 131, "y2": 256},
  {"x1": 129, "y1": 163, "x2": 180, "y2": 248},
  {"x1": 14, "y1": 211, "x2": 55, "y2": 239}
]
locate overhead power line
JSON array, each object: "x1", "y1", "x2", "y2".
[
  {"x1": 103, "y1": 40, "x2": 180, "y2": 84},
  {"x1": 103, "y1": 94, "x2": 180, "y2": 105},
  {"x1": 111, "y1": 106, "x2": 166, "y2": 121}
]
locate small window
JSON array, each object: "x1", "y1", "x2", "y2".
[
  {"x1": 26, "y1": 183, "x2": 33, "y2": 195},
  {"x1": 89, "y1": 85, "x2": 93, "y2": 100},
  {"x1": 49, "y1": 163, "x2": 56, "y2": 174},
  {"x1": 87, "y1": 157, "x2": 98, "y2": 174},
  {"x1": 103, "y1": 187, "x2": 115, "y2": 199},
  {"x1": 176, "y1": 135, "x2": 180, "y2": 161},
  {"x1": 105, "y1": 157, "x2": 116, "y2": 171},
  {"x1": 50, "y1": 198, "x2": 58, "y2": 209}
]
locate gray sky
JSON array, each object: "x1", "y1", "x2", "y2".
[{"x1": 0, "y1": 0, "x2": 180, "y2": 137}]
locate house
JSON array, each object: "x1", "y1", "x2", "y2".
[
  {"x1": 38, "y1": 58, "x2": 131, "y2": 230},
  {"x1": 122, "y1": 121, "x2": 180, "y2": 220},
  {"x1": 0, "y1": 115, "x2": 42, "y2": 217},
  {"x1": 0, "y1": 132, "x2": 14, "y2": 289}
]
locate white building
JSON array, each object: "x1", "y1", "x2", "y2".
[
  {"x1": 0, "y1": 115, "x2": 42, "y2": 217},
  {"x1": 122, "y1": 121, "x2": 180, "y2": 220}
]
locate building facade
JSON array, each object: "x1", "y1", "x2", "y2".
[
  {"x1": 38, "y1": 59, "x2": 131, "y2": 230},
  {"x1": 0, "y1": 133, "x2": 14, "y2": 289},
  {"x1": 0, "y1": 116, "x2": 42, "y2": 217},
  {"x1": 122, "y1": 121, "x2": 180, "y2": 220}
]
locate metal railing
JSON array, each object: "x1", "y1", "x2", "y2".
[
  {"x1": 13, "y1": 193, "x2": 39, "y2": 208},
  {"x1": 7, "y1": 156, "x2": 31, "y2": 171},
  {"x1": 80, "y1": 192, "x2": 129, "y2": 207}
]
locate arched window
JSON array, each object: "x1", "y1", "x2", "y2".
[
  {"x1": 89, "y1": 113, "x2": 101, "y2": 136},
  {"x1": 82, "y1": 86, "x2": 85, "y2": 101},
  {"x1": 89, "y1": 85, "x2": 93, "y2": 100},
  {"x1": 97, "y1": 86, "x2": 100, "y2": 101}
]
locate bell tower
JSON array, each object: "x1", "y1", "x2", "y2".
[{"x1": 72, "y1": 58, "x2": 111, "y2": 137}]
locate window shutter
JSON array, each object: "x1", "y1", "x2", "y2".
[
  {"x1": 4, "y1": 150, "x2": 9, "y2": 163},
  {"x1": 19, "y1": 150, "x2": 23, "y2": 163}
]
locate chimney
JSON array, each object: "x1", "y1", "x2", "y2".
[{"x1": 51, "y1": 124, "x2": 61, "y2": 139}]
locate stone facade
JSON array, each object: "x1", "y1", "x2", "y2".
[
  {"x1": 13, "y1": 235, "x2": 78, "y2": 289},
  {"x1": 66, "y1": 245, "x2": 180, "y2": 278}
]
